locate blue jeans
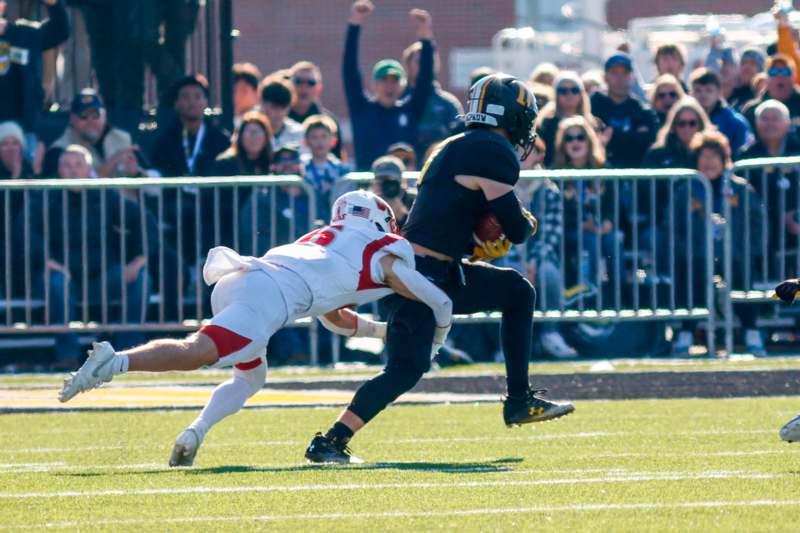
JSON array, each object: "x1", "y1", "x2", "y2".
[{"x1": 46, "y1": 265, "x2": 151, "y2": 360}]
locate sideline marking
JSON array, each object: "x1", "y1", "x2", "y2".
[
  {"x1": 4, "y1": 499, "x2": 800, "y2": 529},
  {"x1": 0, "y1": 471, "x2": 785, "y2": 499},
  {"x1": 0, "y1": 429, "x2": 778, "y2": 455}
]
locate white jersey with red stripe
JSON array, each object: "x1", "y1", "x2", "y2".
[
  {"x1": 202, "y1": 225, "x2": 415, "y2": 320},
  {"x1": 264, "y1": 224, "x2": 414, "y2": 317}
]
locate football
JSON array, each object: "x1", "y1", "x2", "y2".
[{"x1": 473, "y1": 212, "x2": 504, "y2": 243}]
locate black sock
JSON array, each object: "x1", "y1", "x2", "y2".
[{"x1": 325, "y1": 422, "x2": 354, "y2": 444}]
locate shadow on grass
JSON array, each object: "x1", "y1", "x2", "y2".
[
  {"x1": 188, "y1": 457, "x2": 524, "y2": 475},
  {"x1": 58, "y1": 457, "x2": 524, "y2": 477}
]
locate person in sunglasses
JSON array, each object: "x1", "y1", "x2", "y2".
[
  {"x1": 553, "y1": 116, "x2": 621, "y2": 305},
  {"x1": 534, "y1": 71, "x2": 605, "y2": 168},
  {"x1": 741, "y1": 55, "x2": 800, "y2": 135},
  {"x1": 288, "y1": 61, "x2": 342, "y2": 159},
  {"x1": 644, "y1": 97, "x2": 711, "y2": 170},
  {"x1": 650, "y1": 74, "x2": 686, "y2": 127}
]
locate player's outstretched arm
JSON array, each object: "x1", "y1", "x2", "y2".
[
  {"x1": 380, "y1": 255, "x2": 452, "y2": 328},
  {"x1": 319, "y1": 308, "x2": 387, "y2": 339},
  {"x1": 381, "y1": 255, "x2": 452, "y2": 354}
]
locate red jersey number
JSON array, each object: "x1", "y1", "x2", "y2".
[{"x1": 296, "y1": 225, "x2": 342, "y2": 247}]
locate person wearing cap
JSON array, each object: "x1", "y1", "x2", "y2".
[
  {"x1": 740, "y1": 54, "x2": 800, "y2": 136},
  {"x1": 401, "y1": 40, "x2": 464, "y2": 162},
  {"x1": 729, "y1": 48, "x2": 765, "y2": 112},
  {"x1": 590, "y1": 53, "x2": 658, "y2": 168},
  {"x1": 343, "y1": 1, "x2": 435, "y2": 170},
  {"x1": 42, "y1": 88, "x2": 137, "y2": 178},
  {"x1": 387, "y1": 141, "x2": 417, "y2": 170},
  {"x1": 0, "y1": 0, "x2": 69, "y2": 152},
  {"x1": 370, "y1": 155, "x2": 415, "y2": 227}
]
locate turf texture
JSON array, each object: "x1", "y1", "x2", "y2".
[{"x1": 1, "y1": 396, "x2": 800, "y2": 531}]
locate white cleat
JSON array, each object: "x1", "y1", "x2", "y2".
[
  {"x1": 58, "y1": 341, "x2": 117, "y2": 403},
  {"x1": 169, "y1": 428, "x2": 202, "y2": 467},
  {"x1": 780, "y1": 414, "x2": 800, "y2": 443}
]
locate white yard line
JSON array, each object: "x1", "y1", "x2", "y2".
[
  {"x1": 0, "y1": 428, "x2": 777, "y2": 455},
  {"x1": 3, "y1": 499, "x2": 800, "y2": 529},
  {"x1": 0, "y1": 471, "x2": 785, "y2": 499}
]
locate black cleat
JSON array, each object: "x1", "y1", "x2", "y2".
[
  {"x1": 503, "y1": 388, "x2": 575, "y2": 426},
  {"x1": 304, "y1": 432, "x2": 363, "y2": 464}
]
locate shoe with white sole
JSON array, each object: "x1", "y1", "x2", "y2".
[
  {"x1": 780, "y1": 414, "x2": 800, "y2": 443},
  {"x1": 745, "y1": 329, "x2": 767, "y2": 357},
  {"x1": 541, "y1": 331, "x2": 577, "y2": 359},
  {"x1": 169, "y1": 428, "x2": 203, "y2": 467},
  {"x1": 58, "y1": 341, "x2": 117, "y2": 403}
]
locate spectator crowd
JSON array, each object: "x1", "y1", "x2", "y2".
[{"x1": 3, "y1": 0, "x2": 800, "y2": 368}]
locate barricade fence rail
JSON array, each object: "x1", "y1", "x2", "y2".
[
  {"x1": 348, "y1": 168, "x2": 717, "y2": 358},
  {"x1": 6, "y1": 159, "x2": 799, "y2": 363}
]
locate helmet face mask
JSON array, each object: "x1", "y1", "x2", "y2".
[
  {"x1": 331, "y1": 190, "x2": 399, "y2": 235},
  {"x1": 464, "y1": 74, "x2": 538, "y2": 159}
]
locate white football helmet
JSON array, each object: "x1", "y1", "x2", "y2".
[{"x1": 331, "y1": 190, "x2": 399, "y2": 234}]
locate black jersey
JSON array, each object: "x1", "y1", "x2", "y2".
[{"x1": 402, "y1": 129, "x2": 520, "y2": 259}]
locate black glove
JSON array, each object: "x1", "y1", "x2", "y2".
[{"x1": 774, "y1": 279, "x2": 800, "y2": 304}]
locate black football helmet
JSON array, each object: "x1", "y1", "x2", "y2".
[{"x1": 464, "y1": 73, "x2": 538, "y2": 159}]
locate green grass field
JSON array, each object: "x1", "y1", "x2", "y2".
[{"x1": 1, "y1": 394, "x2": 800, "y2": 531}]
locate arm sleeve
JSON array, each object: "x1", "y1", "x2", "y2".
[
  {"x1": 39, "y1": 0, "x2": 71, "y2": 50},
  {"x1": 342, "y1": 24, "x2": 369, "y2": 113},
  {"x1": 386, "y1": 260, "x2": 452, "y2": 327},
  {"x1": 408, "y1": 40, "x2": 435, "y2": 117},
  {"x1": 488, "y1": 191, "x2": 535, "y2": 244}
]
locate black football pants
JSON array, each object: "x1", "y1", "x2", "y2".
[{"x1": 348, "y1": 256, "x2": 535, "y2": 424}]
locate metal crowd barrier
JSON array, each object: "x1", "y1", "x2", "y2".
[
  {"x1": 0, "y1": 176, "x2": 321, "y2": 362},
  {"x1": 346, "y1": 169, "x2": 718, "y2": 358},
  {"x1": 726, "y1": 156, "x2": 800, "y2": 352},
  {"x1": 1, "y1": 169, "x2": 722, "y2": 364}
]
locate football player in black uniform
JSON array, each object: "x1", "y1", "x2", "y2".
[{"x1": 306, "y1": 74, "x2": 575, "y2": 463}]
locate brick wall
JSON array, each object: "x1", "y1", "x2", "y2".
[
  {"x1": 233, "y1": 0, "x2": 515, "y2": 128},
  {"x1": 607, "y1": 0, "x2": 766, "y2": 29}
]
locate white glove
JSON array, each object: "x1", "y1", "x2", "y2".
[{"x1": 431, "y1": 323, "x2": 452, "y2": 359}]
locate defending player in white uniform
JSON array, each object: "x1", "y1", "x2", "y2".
[{"x1": 58, "y1": 190, "x2": 453, "y2": 465}]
